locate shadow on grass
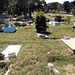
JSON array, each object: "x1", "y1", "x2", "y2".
[
  {"x1": 44, "y1": 32, "x2": 52, "y2": 35},
  {"x1": 38, "y1": 32, "x2": 52, "y2": 35},
  {"x1": 42, "y1": 37, "x2": 60, "y2": 39},
  {"x1": 37, "y1": 32, "x2": 60, "y2": 39}
]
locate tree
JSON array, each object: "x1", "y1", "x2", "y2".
[
  {"x1": 47, "y1": 2, "x2": 63, "y2": 12},
  {"x1": 7, "y1": 0, "x2": 42, "y2": 18},
  {"x1": 35, "y1": 12, "x2": 47, "y2": 33},
  {"x1": 63, "y1": 1, "x2": 73, "y2": 13},
  {"x1": 0, "y1": 0, "x2": 8, "y2": 14},
  {"x1": 7, "y1": 0, "x2": 20, "y2": 15}
]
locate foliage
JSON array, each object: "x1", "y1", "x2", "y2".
[
  {"x1": 35, "y1": 12, "x2": 46, "y2": 33},
  {"x1": 7, "y1": 0, "x2": 45, "y2": 18},
  {"x1": 63, "y1": 1, "x2": 73, "y2": 13},
  {"x1": 0, "y1": 0, "x2": 8, "y2": 14},
  {"x1": 47, "y1": 2, "x2": 63, "y2": 12},
  {"x1": 65, "y1": 16, "x2": 71, "y2": 24},
  {"x1": 49, "y1": 9, "x2": 52, "y2": 13},
  {"x1": 7, "y1": 1, "x2": 20, "y2": 15},
  {"x1": 71, "y1": 9, "x2": 75, "y2": 16},
  {"x1": 52, "y1": 10, "x2": 55, "y2": 13},
  {"x1": 55, "y1": 10, "x2": 58, "y2": 13}
]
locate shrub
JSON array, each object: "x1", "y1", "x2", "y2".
[
  {"x1": 65, "y1": 16, "x2": 71, "y2": 24},
  {"x1": 71, "y1": 9, "x2": 75, "y2": 16},
  {"x1": 49, "y1": 9, "x2": 52, "y2": 13},
  {"x1": 35, "y1": 12, "x2": 47, "y2": 33},
  {"x1": 52, "y1": 10, "x2": 55, "y2": 13}
]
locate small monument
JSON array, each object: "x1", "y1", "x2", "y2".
[
  {"x1": 64, "y1": 36, "x2": 70, "y2": 40},
  {"x1": 5, "y1": 20, "x2": 9, "y2": 27},
  {"x1": 37, "y1": 33, "x2": 48, "y2": 39},
  {"x1": 55, "y1": 16, "x2": 62, "y2": 22}
]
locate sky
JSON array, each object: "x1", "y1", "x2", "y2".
[{"x1": 45, "y1": 0, "x2": 74, "y2": 4}]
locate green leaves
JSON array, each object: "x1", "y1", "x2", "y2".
[{"x1": 35, "y1": 12, "x2": 46, "y2": 25}]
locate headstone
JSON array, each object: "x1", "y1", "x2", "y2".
[
  {"x1": 64, "y1": 36, "x2": 70, "y2": 40},
  {"x1": 5, "y1": 20, "x2": 9, "y2": 27},
  {"x1": 49, "y1": 21, "x2": 60, "y2": 26},
  {"x1": 8, "y1": 52, "x2": 16, "y2": 59},
  {"x1": 28, "y1": 21, "x2": 33, "y2": 25},
  {"x1": 55, "y1": 16, "x2": 62, "y2": 22},
  {"x1": 37, "y1": 33, "x2": 48, "y2": 39}
]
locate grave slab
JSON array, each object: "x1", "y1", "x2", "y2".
[
  {"x1": 49, "y1": 21, "x2": 60, "y2": 26},
  {"x1": 2, "y1": 45, "x2": 21, "y2": 59},
  {"x1": 37, "y1": 33, "x2": 48, "y2": 39},
  {"x1": 61, "y1": 38, "x2": 75, "y2": 52}
]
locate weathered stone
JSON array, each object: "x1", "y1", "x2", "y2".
[
  {"x1": 37, "y1": 33, "x2": 48, "y2": 39},
  {"x1": 8, "y1": 52, "x2": 16, "y2": 59},
  {"x1": 48, "y1": 63, "x2": 60, "y2": 75},
  {"x1": 5, "y1": 20, "x2": 9, "y2": 27},
  {"x1": 0, "y1": 53, "x2": 5, "y2": 60},
  {"x1": 64, "y1": 36, "x2": 70, "y2": 40},
  {"x1": 0, "y1": 61, "x2": 7, "y2": 67}
]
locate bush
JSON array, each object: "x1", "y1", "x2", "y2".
[
  {"x1": 52, "y1": 10, "x2": 55, "y2": 13},
  {"x1": 65, "y1": 16, "x2": 71, "y2": 24},
  {"x1": 71, "y1": 9, "x2": 75, "y2": 16},
  {"x1": 35, "y1": 12, "x2": 47, "y2": 33}
]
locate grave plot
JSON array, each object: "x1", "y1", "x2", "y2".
[
  {"x1": 2, "y1": 45, "x2": 21, "y2": 59},
  {"x1": 0, "y1": 45, "x2": 21, "y2": 74},
  {"x1": 61, "y1": 38, "x2": 75, "y2": 54},
  {"x1": 0, "y1": 45, "x2": 21, "y2": 67}
]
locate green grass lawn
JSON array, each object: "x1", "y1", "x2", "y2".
[{"x1": 0, "y1": 14, "x2": 75, "y2": 75}]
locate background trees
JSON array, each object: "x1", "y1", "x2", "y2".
[
  {"x1": 0, "y1": 0, "x2": 75, "y2": 17},
  {"x1": 0, "y1": 0, "x2": 8, "y2": 14},
  {"x1": 63, "y1": 1, "x2": 73, "y2": 13}
]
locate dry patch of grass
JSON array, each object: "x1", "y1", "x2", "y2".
[{"x1": 63, "y1": 64, "x2": 75, "y2": 75}]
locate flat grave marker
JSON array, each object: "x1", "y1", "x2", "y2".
[
  {"x1": 61, "y1": 38, "x2": 75, "y2": 53},
  {"x1": 37, "y1": 33, "x2": 48, "y2": 39},
  {"x1": 2, "y1": 45, "x2": 21, "y2": 59}
]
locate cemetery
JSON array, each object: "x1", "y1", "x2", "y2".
[
  {"x1": 0, "y1": 0, "x2": 75, "y2": 75},
  {"x1": 0, "y1": 12, "x2": 75, "y2": 75}
]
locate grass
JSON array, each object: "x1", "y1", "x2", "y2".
[{"x1": 0, "y1": 13, "x2": 75, "y2": 75}]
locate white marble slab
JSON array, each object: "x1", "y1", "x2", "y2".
[
  {"x1": 2, "y1": 45, "x2": 21, "y2": 58},
  {"x1": 49, "y1": 21, "x2": 60, "y2": 26},
  {"x1": 37, "y1": 33, "x2": 48, "y2": 38},
  {"x1": 61, "y1": 38, "x2": 75, "y2": 51}
]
